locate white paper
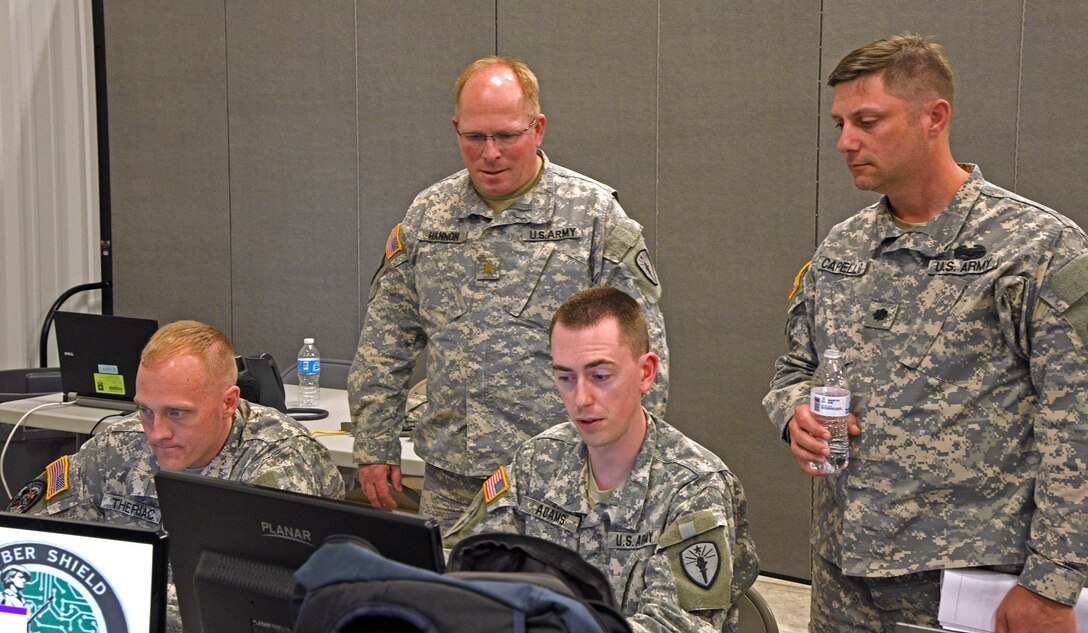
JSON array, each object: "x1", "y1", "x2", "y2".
[{"x1": 938, "y1": 569, "x2": 1088, "y2": 633}]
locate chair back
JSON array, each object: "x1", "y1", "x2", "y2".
[{"x1": 738, "y1": 585, "x2": 779, "y2": 633}]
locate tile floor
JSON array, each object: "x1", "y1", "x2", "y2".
[{"x1": 753, "y1": 575, "x2": 811, "y2": 633}]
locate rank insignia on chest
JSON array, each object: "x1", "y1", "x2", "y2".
[
  {"x1": 477, "y1": 255, "x2": 501, "y2": 280},
  {"x1": 46, "y1": 455, "x2": 70, "y2": 500},
  {"x1": 483, "y1": 466, "x2": 509, "y2": 503},
  {"x1": 864, "y1": 301, "x2": 899, "y2": 330}
]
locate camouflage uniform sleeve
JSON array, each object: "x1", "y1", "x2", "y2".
[
  {"x1": 19, "y1": 437, "x2": 106, "y2": 520},
  {"x1": 629, "y1": 471, "x2": 757, "y2": 633},
  {"x1": 349, "y1": 221, "x2": 427, "y2": 465},
  {"x1": 599, "y1": 198, "x2": 669, "y2": 415},
  {"x1": 1018, "y1": 235, "x2": 1088, "y2": 605},
  {"x1": 244, "y1": 439, "x2": 346, "y2": 500},
  {"x1": 762, "y1": 261, "x2": 819, "y2": 441},
  {"x1": 442, "y1": 464, "x2": 523, "y2": 549}
]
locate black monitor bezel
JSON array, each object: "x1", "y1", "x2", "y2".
[
  {"x1": 154, "y1": 470, "x2": 444, "y2": 633},
  {"x1": 0, "y1": 511, "x2": 168, "y2": 633}
]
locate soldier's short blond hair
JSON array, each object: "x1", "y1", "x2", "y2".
[
  {"x1": 829, "y1": 34, "x2": 955, "y2": 108},
  {"x1": 454, "y1": 56, "x2": 540, "y2": 117},
  {"x1": 550, "y1": 287, "x2": 649, "y2": 359},
  {"x1": 140, "y1": 320, "x2": 237, "y2": 388}
]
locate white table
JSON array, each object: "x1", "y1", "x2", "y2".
[{"x1": 0, "y1": 386, "x2": 424, "y2": 477}]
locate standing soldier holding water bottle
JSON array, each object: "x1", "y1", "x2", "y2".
[{"x1": 763, "y1": 34, "x2": 1088, "y2": 633}]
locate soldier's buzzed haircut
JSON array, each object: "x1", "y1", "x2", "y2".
[
  {"x1": 454, "y1": 55, "x2": 540, "y2": 117},
  {"x1": 550, "y1": 286, "x2": 649, "y2": 359},
  {"x1": 141, "y1": 320, "x2": 238, "y2": 388},
  {"x1": 829, "y1": 34, "x2": 955, "y2": 108}
]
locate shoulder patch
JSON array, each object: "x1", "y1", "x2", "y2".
[
  {"x1": 384, "y1": 224, "x2": 404, "y2": 260},
  {"x1": 46, "y1": 456, "x2": 70, "y2": 500},
  {"x1": 6, "y1": 480, "x2": 45, "y2": 514},
  {"x1": 789, "y1": 261, "x2": 811, "y2": 301},
  {"x1": 483, "y1": 466, "x2": 509, "y2": 504},
  {"x1": 661, "y1": 510, "x2": 731, "y2": 611},
  {"x1": 680, "y1": 541, "x2": 721, "y2": 588},
  {"x1": 635, "y1": 249, "x2": 659, "y2": 286}
]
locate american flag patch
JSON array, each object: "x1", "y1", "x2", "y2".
[
  {"x1": 385, "y1": 224, "x2": 403, "y2": 260},
  {"x1": 483, "y1": 466, "x2": 509, "y2": 504},
  {"x1": 46, "y1": 455, "x2": 70, "y2": 500}
]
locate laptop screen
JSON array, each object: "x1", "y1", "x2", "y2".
[
  {"x1": 53, "y1": 312, "x2": 158, "y2": 408},
  {"x1": 0, "y1": 512, "x2": 168, "y2": 632}
]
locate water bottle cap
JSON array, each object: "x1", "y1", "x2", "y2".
[
  {"x1": 303, "y1": 338, "x2": 314, "y2": 344},
  {"x1": 823, "y1": 348, "x2": 842, "y2": 359}
]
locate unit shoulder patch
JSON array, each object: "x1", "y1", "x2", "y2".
[
  {"x1": 661, "y1": 510, "x2": 731, "y2": 611},
  {"x1": 6, "y1": 480, "x2": 45, "y2": 514},
  {"x1": 680, "y1": 540, "x2": 721, "y2": 588}
]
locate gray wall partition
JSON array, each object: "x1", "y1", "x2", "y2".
[{"x1": 103, "y1": 1, "x2": 1088, "y2": 581}]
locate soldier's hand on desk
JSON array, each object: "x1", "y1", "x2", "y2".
[
  {"x1": 788, "y1": 403, "x2": 861, "y2": 477},
  {"x1": 359, "y1": 463, "x2": 402, "y2": 510}
]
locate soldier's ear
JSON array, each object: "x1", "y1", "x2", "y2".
[
  {"x1": 638, "y1": 352, "x2": 659, "y2": 393},
  {"x1": 222, "y1": 384, "x2": 241, "y2": 417}
]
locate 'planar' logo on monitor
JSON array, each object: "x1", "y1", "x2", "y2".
[
  {"x1": 259, "y1": 522, "x2": 313, "y2": 546},
  {"x1": 0, "y1": 543, "x2": 127, "y2": 632}
]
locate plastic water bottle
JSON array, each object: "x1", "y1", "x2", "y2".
[
  {"x1": 808, "y1": 348, "x2": 850, "y2": 475},
  {"x1": 297, "y1": 338, "x2": 321, "y2": 406}
]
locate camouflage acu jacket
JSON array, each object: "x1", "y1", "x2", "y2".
[
  {"x1": 764, "y1": 166, "x2": 1088, "y2": 605},
  {"x1": 446, "y1": 414, "x2": 759, "y2": 633},
  {"x1": 350, "y1": 151, "x2": 668, "y2": 477},
  {"x1": 23, "y1": 399, "x2": 345, "y2": 528}
]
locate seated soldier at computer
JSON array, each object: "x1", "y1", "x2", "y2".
[
  {"x1": 446, "y1": 287, "x2": 759, "y2": 633},
  {"x1": 6, "y1": 320, "x2": 344, "y2": 632}
]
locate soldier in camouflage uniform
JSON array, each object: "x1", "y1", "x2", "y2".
[
  {"x1": 7, "y1": 320, "x2": 344, "y2": 632},
  {"x1": 447, "y1": 287, "x2": 757, "y2": 633},
  {"x1": 351, "y1": 56, "x2": 668, "y2": 531},
  {"x1": 763, "y1": 35, "x2": 1088, "y2": 633}
]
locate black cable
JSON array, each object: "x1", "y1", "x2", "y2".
[
  {"x1": 89, "y1": 412, "x2": 126, "y2": 436},
  {"x1": 287, "y1": 407, "x2": 328, "y2": 422}
]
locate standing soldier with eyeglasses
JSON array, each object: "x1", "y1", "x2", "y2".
[{"x1": 349, "y1": 56, "x2": 668, "y2": 531}]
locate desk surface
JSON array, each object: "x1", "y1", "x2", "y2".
[{"x1": 0, "y1": 386, "x2": 423, "y2": 477}]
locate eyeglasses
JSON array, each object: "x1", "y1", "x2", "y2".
[{"x1": 456, "y1": 119, "x2": 536, "y2": 148}]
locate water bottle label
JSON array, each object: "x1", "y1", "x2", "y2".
[
  {"x1": 298, "y1": 359, "x2": 321, "y2": 374},
  {"x1": 810, "y1": 392, "x2": 850, "y2": 416}
]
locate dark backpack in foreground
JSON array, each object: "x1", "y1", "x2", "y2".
[{"x1": 292, "y1": 534, "x2": 631, "y2": 633}]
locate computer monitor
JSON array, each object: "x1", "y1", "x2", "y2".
[
  {"x1": 154, "y1": 470, "x2": 445, "y2": 633},
  {"x1": 0, "y1": 511, "x2": 168, "y2": 633}
]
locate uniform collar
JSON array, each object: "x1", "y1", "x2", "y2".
[
  {"x1": 541, "y1": 411, "x2": 658, "y2": 527},
  {"x1": 872, "y1": 164, "x2": 983, "y2": 258},
  {"x1": 197, "y1": 403, "x2": 247, "y2": 476},
  {"x1": 454, "y1": 150, "x2": 556, "y2": 227}
]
